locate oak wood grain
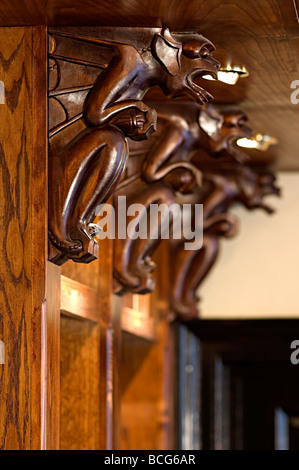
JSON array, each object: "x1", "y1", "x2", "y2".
[
  {"x1": 60, "y1": 238, "x2": 117, "y2": 449},
  {"x1": 0, "y1": 1, "x2": 297, "y2": 37},
  {"x1": 31, "y1": 25, "x2": 48, "y2": 450},
  {"x1": 60, "y1": 315, "x2": 101, "y2": 450},
  {"x1": 0, "y1": 27, "x2": 32, "y2": 450},
  {"x1": 61, "y1": 241, "x2": 106, "y2": 291},
  {"x1": 0, "y1": 26, "x2": 49, "y2": 451}
]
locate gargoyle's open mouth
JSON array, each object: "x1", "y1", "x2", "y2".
[
  {"x1": 186, "y1": 70, "x2": 218, "y2": 104},
  {"x1": 226, "y1": 132, "x2": 253, "y2": 164}
]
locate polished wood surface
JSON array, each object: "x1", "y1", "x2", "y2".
[
  {"x1": 0, "y1": 27, "x2": 33, "y2": 450},
  {"x1": 31, "y1": 26, "x2": 48, "y2": 450},
  {"x1": 0, "y1": 27, "x2": 47, "y2": 450},
  {"x1": 121, "y1": 322, "x2": 175, "y2": 450},
  {"x1": 45, "y1": 261, "x2": 61, "y2": 450},
  {"x1": 0, "y1": 0, "x2": 297, "y2": 451},
  {"x1": 120, "y1": 245, "x2": 176, "y2": 450},
  {"x1": 60, "y1": 238, "x2": 119, "y2": 448},
  {"x1": 168, "y1": 106, "x2": 280, "y2": 320},
  {"x1": 60, "y1": 315, "x2": 101, "y2": 450},
  {"x1": 61, "y1": 275, "x2": 101, "y2": 322},
  {"x1": 121, "y1": 294, "x2": 156, "y2": 341},
  {"x1": 0, "y1": 0, "x2": 297, "y2": 33}
]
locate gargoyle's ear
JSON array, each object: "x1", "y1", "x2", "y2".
[
  {"x1": 199, "y1": 106, "x2": 223, "y2": 141},
  {"x1": 152, "y1": 27, "x2": 182, "y2": 76}
]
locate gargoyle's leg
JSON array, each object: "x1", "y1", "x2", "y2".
[
  {"x1": 77, "y1": 125, "x2": 128, "y2": 231},
  {"x1": 170, "y1": 234, "x2": 219, "y2": 320},
  {"x1": 114, "y1": 182, "x2": 175, "y2": 294},
  {"x1": 49, "y1": 125, "x2": 128, "y2": 261},
  {"x1": 142, "y1": 120, "x2": 188, "y2": 182}
]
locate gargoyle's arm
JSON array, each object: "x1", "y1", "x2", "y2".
[
  {"x1": 142, "y1": 114, "x2": 197, "y2": 182},
  {"x1": 84, "y1": 45, "x2": 153, "y2": 130},
  {"x1": 203, "y1": 174, "x2": 237, "y2": 220}
]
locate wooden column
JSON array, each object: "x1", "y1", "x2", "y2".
[{"x1": 0, "y1": 26, "x2": 48, "y2": 450}]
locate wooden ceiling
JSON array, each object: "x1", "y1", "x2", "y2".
[{"x1": 1, "y1": 0, "x2": 298, "y2": 170}]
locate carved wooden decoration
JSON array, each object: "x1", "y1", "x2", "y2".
[
  {"x1": 48, "y1": 27, "x2": 219, "y2": 265},
  {"x1": 111, "y1": 99, "x2": 279, "y2": 317},
  {"x1": 170, "y1": 164, "x2": 280, "y2": 321},
  {"x1": 113, "y1": 103, "x2": 254, "y2": 295},
  {"x1": 113, "y1": 110, "x2": 203, "y2": 295},
  {"x1": 169, "y1": 105, "x2": 280, "y2": 320}
]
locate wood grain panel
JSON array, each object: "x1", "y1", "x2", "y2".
[
  {"x1": 31, "y1": 25, "x2": 48, "y2": 451},
  {"x1": 120, "y1": 244, "x2": 176, "y2": 450},
  {"x1": 60, "y1": 238, "x2": 117, "y2": 449},
  {"x1": 0, "y1": 27, "x2": 48, "y2": 450},
  {"x1": 121, "y1": 294, "x2": 156, "y2": 341},
  {"x1": 61, "y1": 254, "x2": 102, "y2": 291},
  {"x1": 60, "y1": 315, "x2": 101, "y2": 450},
  {"x1": 0, "y1": 27, "x2": 33, "y2": 450},
  {"x1": 120, "y1": 323, "x2": 175, "y2": 450},
  {"x1": 0, "y1": 26, "x2": 48, "y2": 450},
  {"x1": 45, "y1": 261, "x2": 60, "y2": 450}
]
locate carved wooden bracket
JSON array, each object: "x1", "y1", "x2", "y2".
[
  {"x1": 113, "y1": 110, "x2": 203, "y2": 295},
  {"x1": 169, "y1": 162, "x2": 280, "y2": 321},
  {"x1": 112, "y1": 103, "x2": 280, "y2": 321},
  {"x1": 168, "y1": 106, "x2": 280, "y2": 320},
  {"x1": 48, "y1": 27, "x2": 219, "y2": 265},
  {"x1": 113, "y1": 103, "x2": 259, "y2": 296}
]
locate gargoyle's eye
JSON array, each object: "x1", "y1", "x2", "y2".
[
  {"x1": 201, "y1": 48, "x2": 210, "y2": 59},
  {"x1": 182, "y1": 40, "x2": 202, "y2": 58},
  {"x1": 238, "y1": 117, "x2": 248, "y2": 128}
]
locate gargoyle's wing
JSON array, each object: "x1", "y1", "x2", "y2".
[{"x1": 48, "y1": 30, "x2": 118, "y2": 146}]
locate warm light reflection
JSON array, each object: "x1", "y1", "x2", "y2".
[
  {"x1": 236, "y1": 138, "x2": 259, "y2": 149},
  {"x1": 237, "y1": 134, "x2": 278, "y2": 151},
  {"x1": 203, "y1": 65, "x2": 249, "y2": 86}
]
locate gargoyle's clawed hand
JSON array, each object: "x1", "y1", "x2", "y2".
[{"x1": 111, "y1": 104, "x2": 157, "y2": 141}]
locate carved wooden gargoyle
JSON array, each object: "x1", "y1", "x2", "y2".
[
  {"x1": 113, "y1": 112, "x2": 203, "y2": 295},
  {"x1": 198, "y1": 104, "x2": 253, "y2": 163},
  {"x1": 169, "y1": 163, "x2": 280, "y2": 321},
  {"x1": 167, "y1": 105, "x2": 280, "y2": 320},
  {"x1": 48, "y1": 27, "x2": 219, "y2": 265},
  {"x1": 112, "y1": 103, "x2": 253, "y2": 295}
]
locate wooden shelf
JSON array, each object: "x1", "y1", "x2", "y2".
[{"x1": 61, "y1": 275, "x2": 101, "y2": 322}]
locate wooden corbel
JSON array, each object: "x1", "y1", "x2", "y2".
[
  {"x1": 169, "y1": 106, "x2": 280, "y2": 321},
  {"x1": 47, "y1": 27, "x2": 219, "y2": 265},
  {"x1": 112, "y1": 102, "x2": 253, "y2": 295},
  {"x1": 113, "y1": 111, "x2": 203, "y2": 295}
]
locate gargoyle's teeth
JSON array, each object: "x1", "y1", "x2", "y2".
[{"x1": 202, "y1": 71, "x2": 218, "y2": 80}]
